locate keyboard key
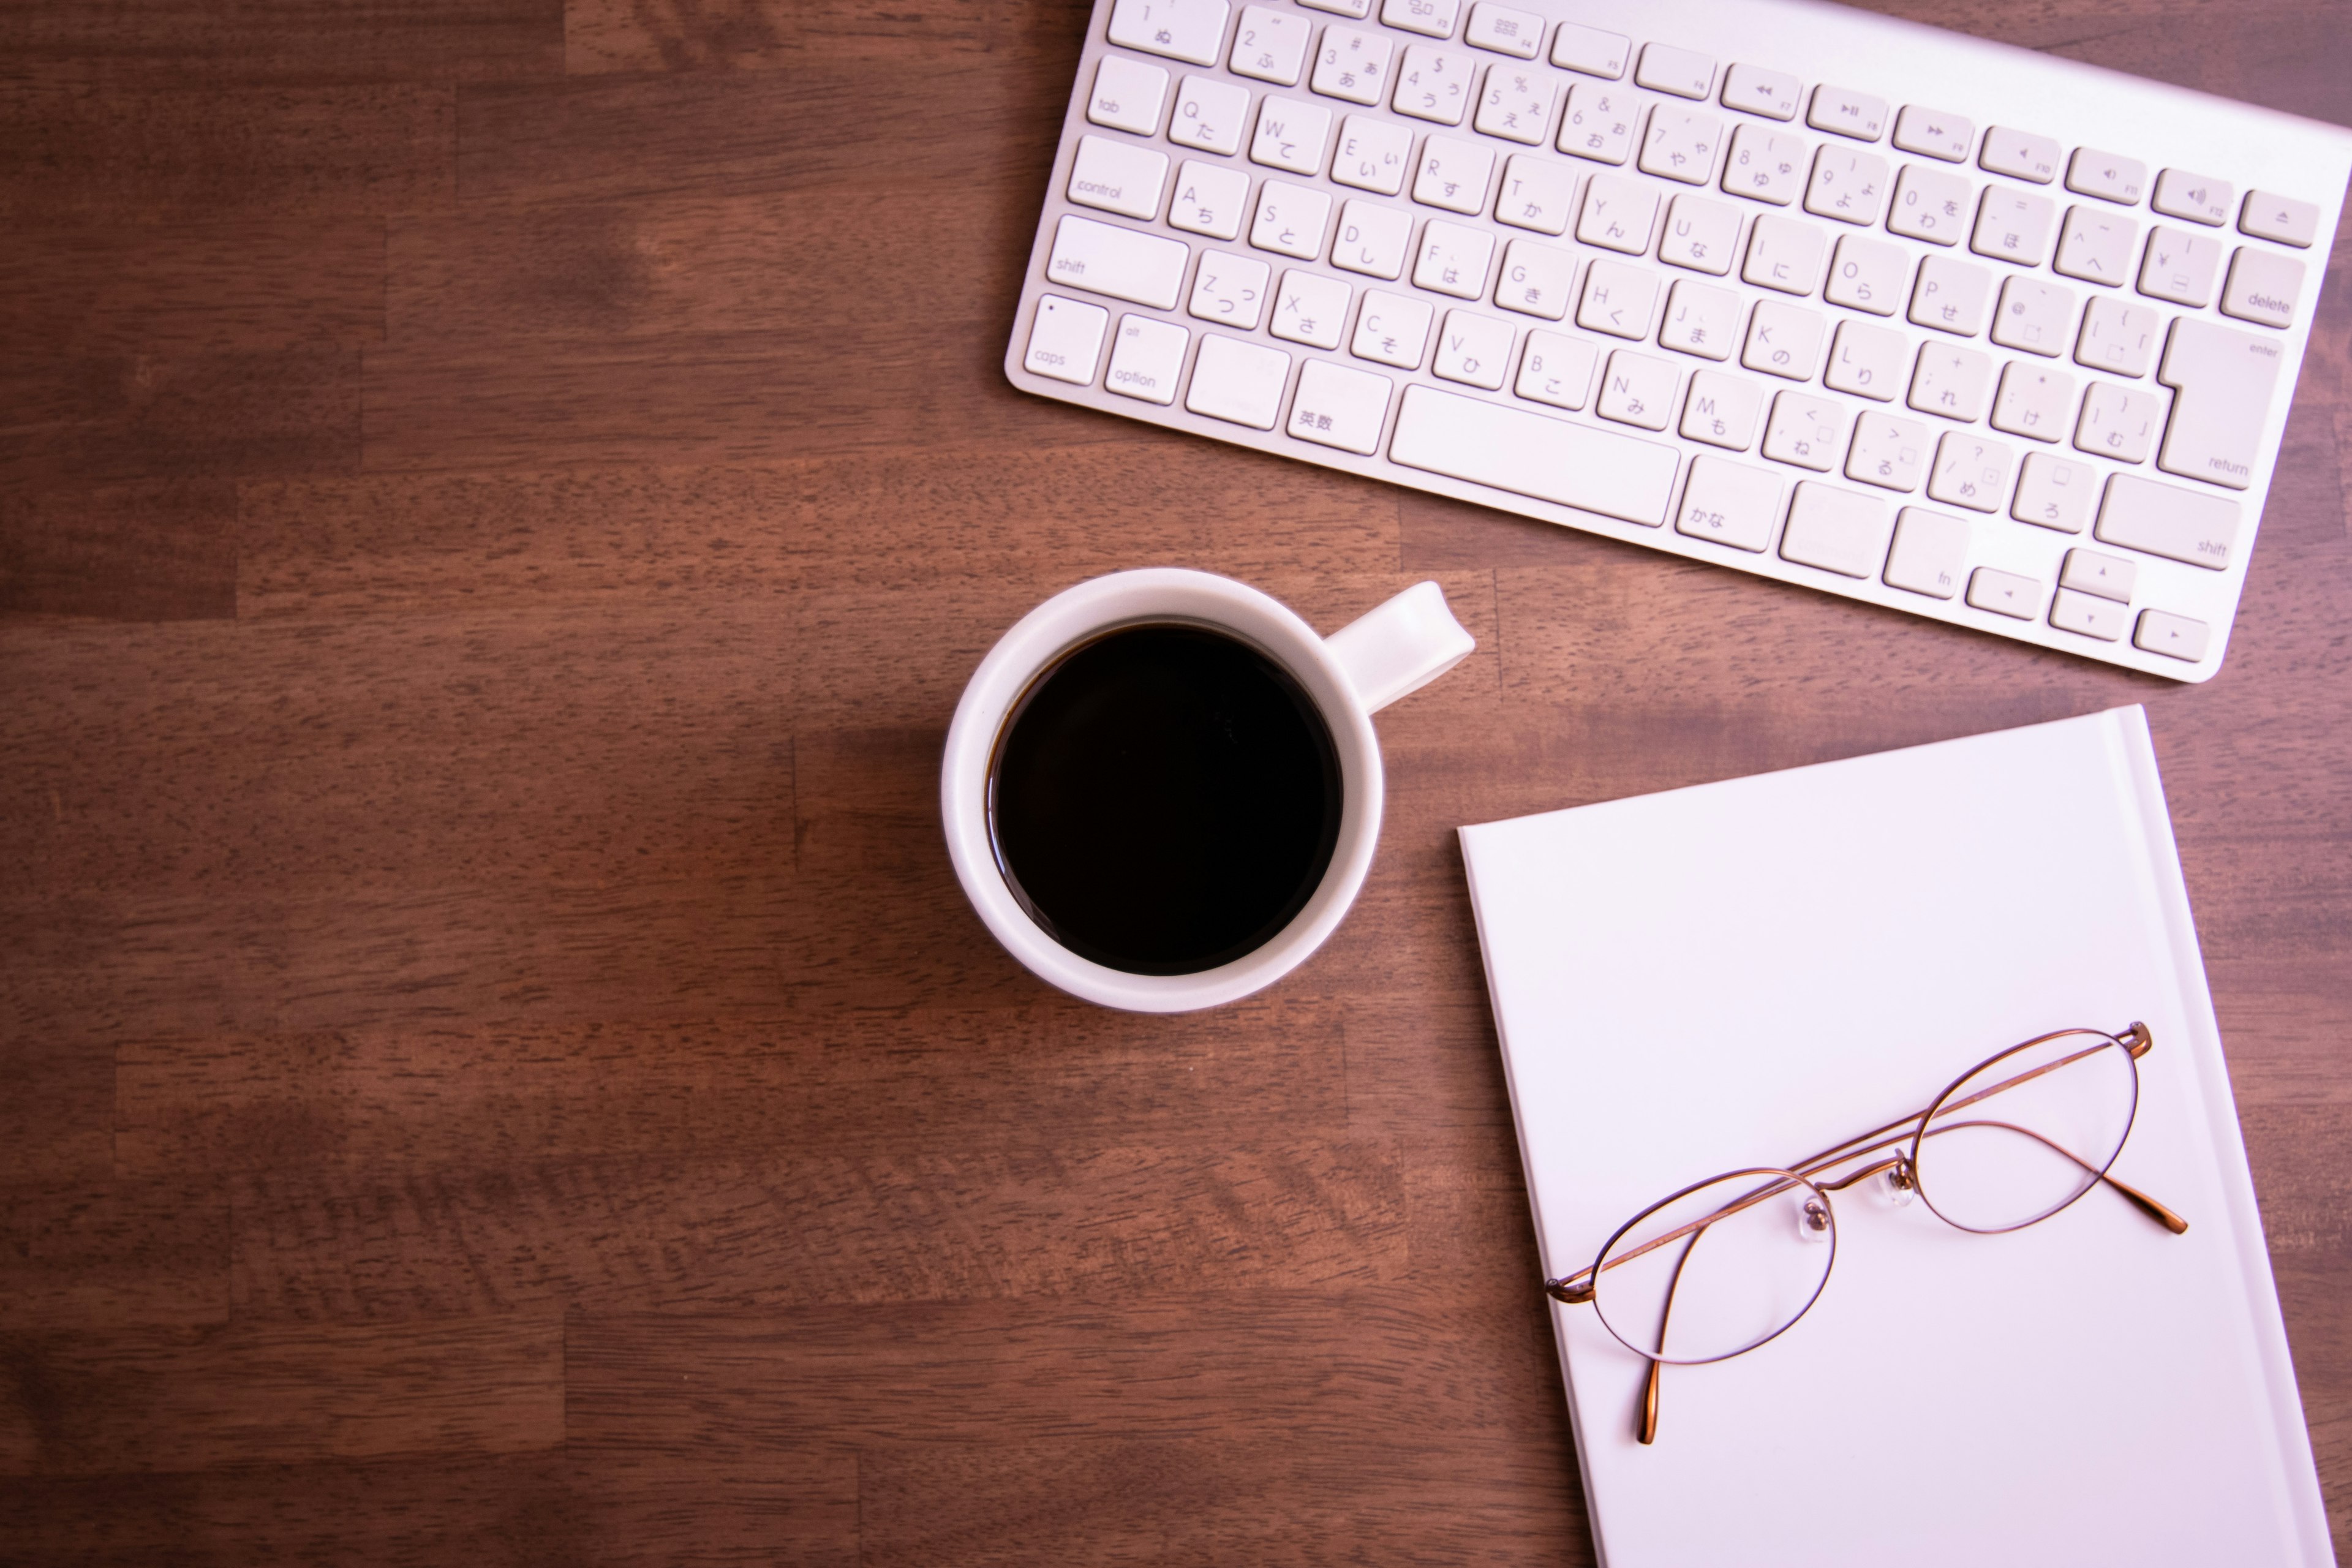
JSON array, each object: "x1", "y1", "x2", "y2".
[
  {"x1": 1289, "y1": 358, "x2": 1395, "y2": 451},
  {"x1": 1888, "y1": 164, "x2": 1970, "y2": 244},
  {"x1": 1660, "y1": 279, "x2": 1740, "y2": 360},
  {"x1": 1780, "y1": 482, "x2": 1889, "y2": 575},
  {"x1": 2157, "y1": 317, "x2": 2283, "y2": 491},
  {"x1": 1743, "y1": 299, "x2": 1826, "y2": 380},
  {"x1": 1967, "y1": 566, "x2": 2041, "y2": 618},
  {"x1": 2219, "y1": 247, "x2": 2304, "y2": 328},
  {"x1": 1680, "y1": 370, "x2": 1765, "y2": 450},
  {"x1": 1577, "y1": 173, "x2": 1659, "y2": 254},
  {"x1": 1495, "y1": 237, "x2": 1577, "y2": 318},
  {"x1": 1188, "y1": 248, "x2": 1272, "y2": 328},
  {"x1": 2013, "y1": 452, "x2": 2095, "y2": 532},
  {"x1": 1389, "y1": 383, "x2": 1680, "y2": 523},
  {"x1": 1024, "y1": 294, "x2": 1112, "y2": 383},
  {"x1": 1298, "y1": 0, "x2": 1370, "y2": 13},
  {"x1": 1892, "y1": 105, "x2": 1973, "y2": 163},
  {"x1": 1249, "y1": 179, "x2": 1333, "y2": 258},
  {"x1": 2052, "y1": 206, "x2": 2136, "y2": 287},
  {"x1": 1677, "y1": 453, "x2": 1784, "y2": 548},
  {"x1": 2065, "y1": 148, "x2": 2146, "y2": 205},
  {"x1": 1168, "y1": 159, "x2": 1252, "y2": 239},
  {"x1": 1172, "y1": 73, "x2": 1253, "y2": 155},
  {"x1": 2075, "y1": 297, "x2": 2160, "y2": 377},
  {"x1": 1088, "y1": 55, "x2": 1171, "y2": 135},
  {"x1": 1185, "y1": 332, "x2": 1291, "y2": 427},
  {"x1": 1909, "y1": 342, "x2": 1992, "y2": 421},
  {"x1": 2048, "y1": 587, "x2": 2125, "y2": 643},
  {"x1": 1990, "y1": 361, "x2": 2075, "y2": 443},
  {"x1": 1247, "y1": 94, "x2": 1330, "y2": 171},
  {"x1": 1496, "y1": 154, "x2": 1578, "y2": 234},
  {"x1": 1636, "y1": 42, "x2": 1714, "y2": 100},
  {"x1": 1807, "y1": 85, "x2": 1887, "y2": 141},
  {"x1": 1577, "y1": 257, "x2": 1659, "y2": 338},
  {"x1": 2060, "y1": 547, "x2": 2135, "y2": 601},
  {"x1": 1641, "y1": 107, "x2": 1725, "y2": 184},
  {"x1": 1722, "y1": 124, "x2": 1807, "y2": 206},
  {"x1": 1230, "y1": 5, "x2": 1311, "y2": 84},
  {"x1": 1988, "y1": 276, "x2": 2074, "y2": 357},
  {"x1": 1108, "y1": 0, "x2": 1231, "y2": 66},
  {"x1": 1106, "y1": 313, "x2": 1190, "y2": 402},
  {"x1": 1393, "y1": 43, "x2": 1475, "y2": 124},
  {"x1": 1746, "y1": 214, "x2": 1829, "y2": 295},
  {"x1": 1804, "y1": 145, "x2": 1889, "y2": 224},
  {"x1": 1659, "y1": 194, "x2": 1741, "y2": 274},
  {"x1": 1433, "y1": 307, "x2": 1515, "y2": 387},
  {"x1": 1312, "y1": 24, "x2": 1395, "y2": 104},
  {"x1": 1464, "y1": 2, "x2": 1542, "y2": 59},
  {"x1": 2076, "y1": 382, "x2": 2159, "y2": 462},
  {"x1": 1825, "y1": 320, "x2": 1905, "y2": 401},
  {"x1": 1928, "y1": 432, "x2": 2013, "y2": 511},
  {"x1": 1270, "y1": 268, "x2": 1352, "y2": 347},
  {"x1": 1414, "y1": 134, "x2": 1497, "y2": 213},
  {"x1": 1826, "y1": 234, "x2": 1909, "y2": 316},
  {"x1": 1762, "y1": 391, "x2": 1847, "y2": 470},
  {"x1": 1332, "y1": 115, "x2": 1412, "y2": 194},
  {"x1": 1474, "y1": 66, "x2": 1558, "y2": 143},
  {"x1": 2240, "y1": 190, "x2": 2320, "y2": 248},
  {"x1": 2134, "y1": 608, "x2": 2211, "y2": 660},
  {"x1": 1883, "y1": 506, "x2": 1969, "y2": 597},
  {"x1": 2152, "y1": 167, "x2": 2231, "y2": 226},
  {"x1": 1979, "y1": 127, "x2": 2060, "y2": 184},
  {"x1": 1414, "y1": 219, "x2": 1496, "y2": 297},
  {"x1": 1550, "y1": 21, "x2": 1628, "y2": 79},
  {"x1": 1382, "y1": 0, "x2": 1461, "y2": 39},
  {"x1": 1352, "y1": 289, "x2": 1436, "y2": 368},
  {"x1": 1721, "y1": 64, "x2": 1801, "y2": 121},
  {"x1": 1048, "y1": 214, "x2": 1189, "y2": 309},
  {"x1": 2096, "y1": 473, "x2": 2240, "y2": 569},
  {"x1": 1515, "y1": 329, "x2": 1597, "y2": 409},
  {"x1": 1846, "y1": 410, "x2": 1929, "y2": 491},
  {"x1": 1332, "y1": 198, "x2": 1412, "y2": 277},
  {"x1": 1597, "y1": 349, "x2": 1678, "y2": 429},
  {"x1": 1970, "y1": 185, "x2": 2056, "y2": 265},
  {"x1": 2137, "y1": 225, "x2": 2222, "y2": 307},
  {"x1": 1909, "y1": 254, "x2": 1991, "y2": 334},
  {"x1": 1069, "y1": 134, "x2": 1171, "y2": 219},
  {"x1": 1558, "y1": 83, "x2": 1637, "y2": 164}
]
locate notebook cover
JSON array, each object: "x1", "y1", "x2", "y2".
[{"x1": 1459, "y1": 706, "x2": 2331, "y2": 1568}]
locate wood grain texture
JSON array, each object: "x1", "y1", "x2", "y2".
[{"x1": 0, "y1": 0, "x2": 2348, "y2": 1558}]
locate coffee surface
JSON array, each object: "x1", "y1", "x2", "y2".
[{"x1": 989, "y1": 624, "x2": 1343, "y2": 975}]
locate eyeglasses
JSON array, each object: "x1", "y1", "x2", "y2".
[{"x1": 1543, "y1": 1023, "x2": 2188, "y2": 1446}]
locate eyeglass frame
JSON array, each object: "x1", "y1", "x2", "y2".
[{"x1": 1541, "y1": 1022, "x2": 2190, "y2": 1445}]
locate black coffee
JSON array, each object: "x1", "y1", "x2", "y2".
[{"x1": 988, "y1": 623, "x2": 1344, "y2": 976}]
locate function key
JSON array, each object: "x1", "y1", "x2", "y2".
[
  {"x1": 1892, "y1": 105, "x2": 1972, "y2": 162},
  {"x1": 1088, "y1": 55, "x2": 1172, "y2": 135},
  {"x1": 1463, "y1": 1, "x2": 1542, "y2": 58},
  {"x1": 2152, "y1": 168, "x2": 2232, "y2": 225},
  {"x1": 1297, "y1": 0, "x2": 1373, "y2": 15},
  {"x1": 1381, "y1": 0, "x2": 1461, "y2": 39},
  {"x1": 1106, "y1": 0, "x2": 1232, "y2": 66},
  {"x1": 1807, "y1": 85, "x2": 1887, "y2": 141},
  {"x1": 1721, "y1": 64, "x2": 1801, "y2": 121},
  {"x1": 1550, "y1": 20, "x2": 1628, "y2": 79},
  {"x1": 2065, "y1": 148, "x2": 2146, "y2": 205},
  {"x1": 2239, "y1": 190, "x2": 2318, "y2": 247},
  {"x1": 1635, "y1": 41, "x2": 1714, "y2": 100},
  {"x1": 1979, "y1": 127, "x2": 2060, "y2": 184}
]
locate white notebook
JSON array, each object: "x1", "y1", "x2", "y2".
[{"x1": 1459, "y1": 707, "x2": 2332, "y2": 1568}]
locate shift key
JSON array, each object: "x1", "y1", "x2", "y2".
[
  {"x1": 1046, "y1": 214, "x2": 1190, "y2": 311},
  {"x1": 2094, "y1": 473, "x2": 2241, "y2": 570},
  {"x1": 2157, "y1": 317, "x2": 2281, "y2": 491}
]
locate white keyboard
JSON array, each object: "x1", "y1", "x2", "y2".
[{"x1": 1006, "y1": 0, "x2": 2352, "y2": 680}]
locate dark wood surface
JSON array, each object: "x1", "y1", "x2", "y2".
[{"x1": 2, "y1": 0, "x2": 2348, "y2": 1559}]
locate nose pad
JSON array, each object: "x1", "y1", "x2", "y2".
[
  {"x1": 1797, "y1": 1194, "x2": 1832, "y2": 1243},
  {"x1": 1883, "y1": 1157, "x2": 1917, "y2": 1208}
]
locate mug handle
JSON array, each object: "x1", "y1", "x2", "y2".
[{"x1": 1324, "y1": 581, "x2": 1477, "y2": 715}]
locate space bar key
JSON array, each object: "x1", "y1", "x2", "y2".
[{"x1": 1389, "y1": 385, "x2": 1681, "y2": 527}]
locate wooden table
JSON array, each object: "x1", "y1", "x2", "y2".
[{"x1": 3, "y1": 0, "x2": 2346, "y2": 1559}]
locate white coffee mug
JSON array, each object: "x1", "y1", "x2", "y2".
[{"x1": 940, "y1": 568, "x2": 1476, "y2": 1012}]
